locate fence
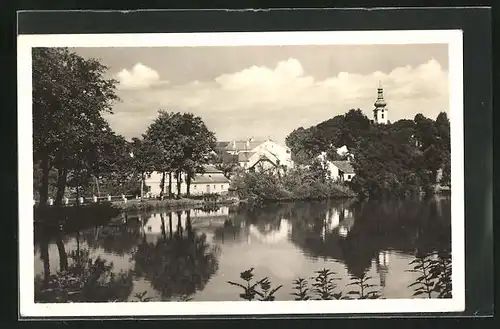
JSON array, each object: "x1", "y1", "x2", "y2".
[
  {"x1": 35, "y1": 191, "x2": 232, "y2": 206},
  {"x1": 34, "y1": 194, "x2": 148, "y2": 206}
]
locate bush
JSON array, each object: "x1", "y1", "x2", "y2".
[{"x1": 233, "y1": 167, "x2": 356, "y2": 202}]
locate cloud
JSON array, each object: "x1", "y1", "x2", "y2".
[
  {"x1": 109, "y1": 58, "x2": 449, "y2": 143},
  {"x1": 116, "y1": 63, "x2": 166, "y2": 90}
]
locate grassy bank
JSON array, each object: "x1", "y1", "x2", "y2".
[
  {"x1": 112, "y1": 197, "x2": 241, "y2": 213},
  {"x1": 113, "y1": 198, "x2": 204, "y2": 212}
]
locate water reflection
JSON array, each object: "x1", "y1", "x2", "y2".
[
  {"x1": 132, "y1": 209, "x2": 220, "y2": 300},
  {"x1": 34, "y1": 195, "x2": 451, "y2": 302}
]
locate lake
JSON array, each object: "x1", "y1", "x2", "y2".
[{"x1": 34, "y1": 195, "x2": 451, "y2": 302}]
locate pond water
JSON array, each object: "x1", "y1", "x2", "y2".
[{"x1": 34, "y1": 195, "x2": 451, "y2": 302}]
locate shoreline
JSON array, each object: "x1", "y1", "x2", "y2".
[{"x1": 34, "y1": 186, "x2": 449, "y2": 220}]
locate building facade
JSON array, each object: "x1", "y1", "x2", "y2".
[
  {"x1": 317, "y1": 151, "x2": 356, "y2": 182},
  {"x1": 329, "y1": 160, "x2": 356, "y2": 182},
  {"x1": 144, "y1": 165, "x2": 231, "y2": 197}
]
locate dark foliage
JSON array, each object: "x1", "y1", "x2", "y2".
[
  {"x1": 406, "y1": 249, "x2": 452, "y2": 298},
  {"x1": 286, "y1": 109, "x2": 451, "y2": 198},
  {"x1": 227, "y1": 268, "x2": 283, "y2": 301}
]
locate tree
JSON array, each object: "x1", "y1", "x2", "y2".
[
  {"x1": 145, "y1": 111, "x2": 216, "y2": 198},
  {"x1": 177, "y1": 113, "x2": 217, "y2": 196},
  {"x1": 32, "y1": 47, "x2": 120, "y2": 205},
  {"x1": 144, "y1": 111, "x2": 184, "y2": 198},
  {"x1": 130, "y1": 137, "x2": 157, "y2": 199},
  {"x1": 212, "y1": 151, "x2": 239, "y2": 179},
  {"x1": 286, "y1": 127, "x2": 323, "y2": 165}
]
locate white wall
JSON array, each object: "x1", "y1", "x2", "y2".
[
  {"x1": 144, "y1": 171, "x2": 230, "y2": 196},
  {"x1": 343, "y1": 172, "x2": 355, "y2": 182}
]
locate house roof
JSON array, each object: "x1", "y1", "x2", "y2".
[
  {"x1": 192, "y1": 174, "x2": 230, "y2": 184},
  {"x1": 224, "y1": 140, "x2": 264, "y2": 151},
  {"x1": 202, "y1": 164, "x2": 223, "y2": 174},
  {"x1": 249, "y1": 153, "x2": 278, "y2": 169},
  {"x1": 237, "y1": 152, "x2": 256, "y2": 162},
  {"x1": 331, "y1": 161, "x2": 355, "y2": 174}
]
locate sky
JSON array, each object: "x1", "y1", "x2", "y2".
[{"x1": 73, "y1": 44, "x2": 449, "y2": 145}]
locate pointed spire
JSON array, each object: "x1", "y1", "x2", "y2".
[{"x1": 374, "y1": 81, "x2": 387, "y2": 108}]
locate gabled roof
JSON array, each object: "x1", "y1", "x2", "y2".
[
  {"x1": 192, "y1": 174, "x2": 230, "y2": 184},
  {"x1": 249, "y1": 153, "x2": 279, "y2": 169},
  {"x1": 330, "y1": 161, "x2": 355, "y2": 174},
  {"x1": 202, "y1": 164, "x2": 223, "y2": 174},
  {"x1": 224, "y1": 140, "x2": 265, "y2": 151},
  {"x1": 237, "y1": 152, "x2": 256, "y2": 162}
]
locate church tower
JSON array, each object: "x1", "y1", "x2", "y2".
[{"x1": 373, "y1": 81, "x2": 388, "y2": 124}]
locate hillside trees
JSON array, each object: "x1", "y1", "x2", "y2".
[
  {"x1": 286, "y1": 108, "x2": 451, "y2": 198},
  {"x1": 285, "y1": 109, "x2": 371, "y2": 166}
]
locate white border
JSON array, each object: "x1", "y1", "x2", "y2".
[{"x1": 18, "y1": 30, "x2": 465, "y2": 318}]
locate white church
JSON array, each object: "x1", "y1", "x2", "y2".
[{"x1": 373, "y1": 81, "x2": 389, "y2": 125}]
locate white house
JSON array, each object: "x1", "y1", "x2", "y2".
[
  {"x1": 219, "y1": 138, "x2": 294, "y2": 172},
  {"x1": 144, "y1": 165, "x2": 231, "y2": 197},
  {"x1": 317, "y1": 152, "x2": 356, "y2": 182},
  {"x1": 329, "y1": 161, "x2": 355, "y2": 182}
]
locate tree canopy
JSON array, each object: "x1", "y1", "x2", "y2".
[
  {"x1": 285, "y1": 109, "x2": 451, "y2": 198},
  {"x1": 32, "y1": 47, "x2": 122, "y2": 205}
]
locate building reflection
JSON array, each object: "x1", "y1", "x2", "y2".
[
  {"x1": 375, "y1": 250, "x2": 390, "y2": 287},
  {"x1": 142, "y1": 207, "x2": 231, "y2": 244},
  {"x1": 247, "y1": 219, "x2": 291, "y2": 244}
]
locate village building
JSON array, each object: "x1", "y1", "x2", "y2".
[
  {"x1": 144, "y1": 165, "x2": 231, "y2": 197},
  {"x1": 328, "y1": 160, "x2": 356, "y2": 182},
  {"x1": 317, "y1": 150, "x2": 356, "y2": 182},
  {"x1": 217, "y1": 138, "x2": 294, "y2": 172}
]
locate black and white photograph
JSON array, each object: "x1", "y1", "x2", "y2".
[{"x1": 18, "y1": 29, "x2": 465, "y2": 317}]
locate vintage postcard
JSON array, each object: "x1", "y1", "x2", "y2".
[{"x1": 18, "y1": 29, "x2": 464, "y2": 317}]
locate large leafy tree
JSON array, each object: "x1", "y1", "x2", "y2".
[
  {"x1": 286, "y1": 109, "x2": 371, "y2": 166},
  {"x1": 143, "y1": 111, "x2": 182, "y2": 198},
  {"x1": 145, "y1": 111, "x2": 216, "y2": 198},
  {"x1": 177, "y1": 113, "x2": 217, "y2": 196},
  {"x1": 286, "y1": 127, "x2": 324, "y2": 165},
  {"x1": 130, "y1": 136, "x2": 159, "y2": 198},
  {"x1": 32, "y1": 47, "x2": 120, "y2": 205}
]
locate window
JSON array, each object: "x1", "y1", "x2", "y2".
[
  {"x1": 381, "y1": 114, "x2": 384, "y2": 119},
  {"x1": 193, "y1": 185, "x2": 197, "y2": 189},
  {"x1": 347, "y1": 175, "x2": 351, "y2": 179},
  {"x1": 214, "y1": 185, "x2": 216, "y2": 190},
  {"x1": 221, "y1": 185, "x2": 224, "y2": 190}
]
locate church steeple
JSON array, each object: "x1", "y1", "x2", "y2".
[{"x1": 373, "y1": 81, "x2": 388, "y2": 124}]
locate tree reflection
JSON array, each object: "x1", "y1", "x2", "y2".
[
  {"x1": 288, "y1": 196, "x2": 451, "y2": 279},
  {"x1": 35, "y1": 232, "x2": 134, "y2": 303},
  {"x1": 133, "y1": 209, "x2": 220, "y2": 300},
  {"x1": 80, "y1": 214, "x2": 144, "y2": 256}
]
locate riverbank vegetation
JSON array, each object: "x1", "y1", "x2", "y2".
[
  {"x1": 231, "y1": 162, "x2": 356, "y2": 202},
  {"x1": 286, "y1": 109, "x2": 451, "y2": 198},
  {"x1": 226, "y1": 249, "x2": 451, "y2": 301}
]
